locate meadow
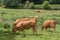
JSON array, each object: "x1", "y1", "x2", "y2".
[{"x1": 0, "y1": 8, "x2": 60, "y2": 40}]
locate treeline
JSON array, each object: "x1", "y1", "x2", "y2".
[
  {"x1": 0, "y1": 0, "x2": 60, "y2": 8},
  {"x1": 22, "y1": 0, "x2": 60, "y2": 4},
  {"x1": 0, "y1": 0, "x2": 21, "y2": 8}
]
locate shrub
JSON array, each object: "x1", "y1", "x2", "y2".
[
  {"x1": 29, "y1": 2, "x2": 35, "y2": 9},
  {"x1": 24, "y1": 0, "x2": 30, "y2": 8},
  {"x1": 3, "y1": 22, "x2": 12, "y2": 33},
  {"x1": 3, "y1": 22, "x2": 11, "y2": 29},
  {"x1": 19, "y1": 3, "x2": 25, "y2": 9},
  {"x1": 42, "y1": 1, "x2": 51, "y2": 9},
  {"x1": 2, "y1": 0, "x2": 20, "y2": 8}
]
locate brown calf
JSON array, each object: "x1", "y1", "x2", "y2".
[{"x1": 41, "y1": 20, "x2": 56, "y2": 32}]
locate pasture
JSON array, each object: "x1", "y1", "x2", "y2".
[{"x1": 0, "y1": 8, "x2": 60, "y2": 40}]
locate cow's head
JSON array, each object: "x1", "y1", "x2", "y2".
[{"x1": 41, "y1": 25, "x2": 44, "y2": 31}]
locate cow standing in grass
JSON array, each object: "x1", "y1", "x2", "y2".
[
  {"x1": 41, "y1": 20, "x2": 56, "y2": 32},
  {"x1": 12, "y1": 16, "x2": 38, "y2": 34}
]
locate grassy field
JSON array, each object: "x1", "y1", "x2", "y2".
[{"x1": 0, "y1": 8, "x2": 60, "y2": 40}]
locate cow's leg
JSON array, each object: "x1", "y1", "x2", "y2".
[
  {"x1": 54, "y1": 26, "x2": 56, "y2": 32},
  {"x1": 12, "y1": 28, "x2": 16, "y2": 33},
  {"x1": 33, "y1": 24, "x2": 37, "y2": 35},
  {"x1": 54, "y1": 20, "x2": 56, "y2": 32},
  {"x1": 21, "y1": 30, "x2": 26, "y2": 37},
  {"x1": 22, "y1": 30, "x2": 25, "y2": 35},
  {"x1": 46, "y1": 27, "x2": 48, "y2": 31},
  {"x1": 52, "y1": 24, "x2": 56, "y2": 32},
  {"x1": 52, "y1": 27, "x2": 56, "y2": 33},
  {"x1": 54, "y1": 23, "x2": 56, "y2": 32},
  {"x1": 33, "y1": 28, "x2": 36, "y2": 35}
]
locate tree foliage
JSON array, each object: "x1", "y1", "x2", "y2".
[
  {"x1": 2, "y1": 0, "x2": 21, "y2": 8},
  {"x1": 42, "y1": 1, "x2": 51, "y2": 9},
  {"x1": 0, "y1": 0, "x2": 60, "y2": 8}
]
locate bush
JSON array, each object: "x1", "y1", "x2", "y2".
[
  {"x1": 29, "y1": 2, "x2": 35, "y2": 9},
  {"x1": 2, "y1": 0, "x2": 20, "y2": 8},
  {"x1": 19, "y1": 3, "x2": 25, "y2": 9},
  {"x1": 42, "y1": 1, "x2": 51, "y2": 9},
  {"x1": 3, "y1": 22, "x2": 11, "y2": 29},
  {"x1": 24, "y1": 0, "x2": 30, "y2": 8}
]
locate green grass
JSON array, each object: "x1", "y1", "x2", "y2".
[
  {"x1": 50, "y1": 4, "x2": 60, "y2": 8},
  {"x1": 0, "y1": 8, "x2": 60, "y2": 40}
]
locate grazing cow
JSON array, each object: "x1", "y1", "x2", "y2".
[
  {"x1": 33, "y1": 10, "x2": 40, "y2": 13},
  {"x1": 12, "y1": 16, "x2": 38, "y2": 34},
  {"x1": 41, "y1": 20, "x2": 56, "y2": 32}
]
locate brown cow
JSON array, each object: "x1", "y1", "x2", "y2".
[
  {"x1": 12, "y1": 16, "x2": 38, "y2": 34},
  {"x1": 33, "y1": 10, "x2": 40, "y2": 13},
  {"x1": 13, "y1": 16, "x2": 38, "y2": 27},
  {"x1": 41, "y1": 20, "x2": 56, "y2": 32},
  {"x1": 13, "y1": 18, "x2": 29, "y2": 27}
]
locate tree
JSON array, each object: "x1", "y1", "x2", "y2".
[
  {"x1": 24, "y1": 0, "x2": 30, "y2": 8},
  {"x1": 42, "y1": 1, "x2": 51, "y2": 9},
  {"x1": 2, "y1": 0, "x2": 21, "y2": 8}
]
